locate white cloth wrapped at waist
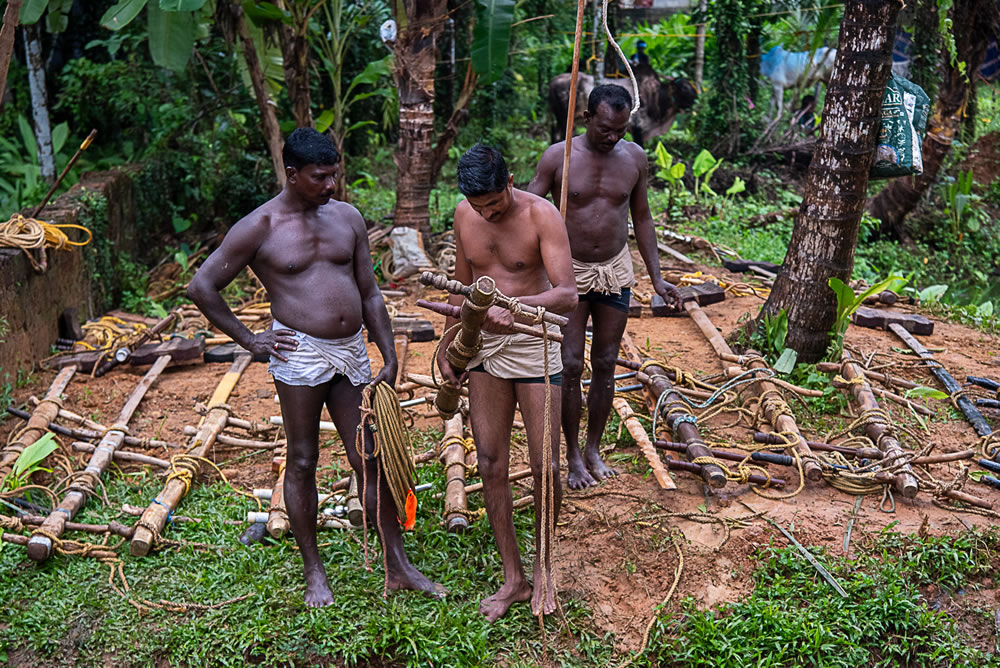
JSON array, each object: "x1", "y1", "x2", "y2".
[
  {"x1": 572, "y1": 243, "x2": 635, "y2": 295},
  {"x1": 268, "y1": 319, "x2": 372, "y2": 387},
  {"x1": 467, "y1": 329, "x2": 562, "y2": 379}
]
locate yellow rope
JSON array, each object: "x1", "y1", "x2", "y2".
[{"x1": 0, "y1": 213, "x2": 92, "y2": 271}]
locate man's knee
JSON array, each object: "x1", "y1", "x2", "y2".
[
  {"x1": 590, "y1": 349, "x2": 618, "y2": 376},
  {"x1": 561, "y1": 354, "x2": 584, "y2": 381},
  {"x1": 286, "y1": 449, "x2": 319, "y2": 475},
  {"x1": 478, "y1": 449, "x2": 507, "y2": 481}
]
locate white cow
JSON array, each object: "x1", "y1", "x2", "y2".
[{"x1": 760, "y1": 45, "x2": 837, "y2": 122}]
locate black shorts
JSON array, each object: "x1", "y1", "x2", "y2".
[
  {"x1": 578, "y1": 287, "x2": 631, "y2": 314},
  {"x1": 468, "y1": 365, "x2": 563, "y2": 386}
]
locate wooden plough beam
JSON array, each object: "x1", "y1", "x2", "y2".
[
  {"x1": 0, "y1": 366, "x2": 76, "y2": 478},
  {"x1": 620, "y1": 332, "x2": 726, "y2": 488},
  {"x1": 130, "y1": 353, "x2": 252, "y2": 556},
  {"x1": 684, "y1": 300, "x2": 822, "y2": 481},
  {"x1": 439, "y1": 412, "x2": 474, "y2": 532},
  {"x1": 26, "y1": 355, "x2": 170, "y2": 562},
  {"x1": 839, "y1": 352, "x2": 919, "y2": 498}
]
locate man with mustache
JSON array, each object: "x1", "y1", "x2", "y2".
[
  {"x1": 187, "y1": 128, "x2": 444, "y2": 606},
  {"x1": 528, "y1": 84, "x2": 681, "y2": 490}
]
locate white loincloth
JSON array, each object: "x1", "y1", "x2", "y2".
[
  {"x1": 572, "y1": 243, "x2": 635, "y2": 295},
  {"x1": 468, "y1": 329, "x2": 562, "y2": 380},
  {"x1": 268, "y1": 319, "x2": 372, "y2": 387}
]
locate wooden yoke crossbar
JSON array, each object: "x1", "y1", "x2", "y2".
[
  {"x1": 130, "y1": 353, "x2": 252, "y2": 556},
  {"x1": 684, "y1": 300, "x2": 822, "y2": 482},
  {"x1": 419, "y1": 273, "x2": 570, "y2": 329},
  {"x1": 26, "y1": 355, "x2": 170, "y2": 561}
]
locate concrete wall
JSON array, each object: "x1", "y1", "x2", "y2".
[{"x1": 0, "y1": 169, "x2": 137, "y2": 379}]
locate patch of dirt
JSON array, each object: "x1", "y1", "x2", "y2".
[
  {"x1": 3, "y1": 251, "x2": 1000, "y2": 655},
  {"x1": 960, "y1": 131, "x2": 1000, "y2": 188}
]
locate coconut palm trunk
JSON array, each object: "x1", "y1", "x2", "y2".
[
  {"x1": 392, "y1": 0, "x2": 447, "y2": 240},
  {"x1": 756, "y1": 0, "x2": 901, "y2": 363},
  {"x1": 867, "y1": 0, "x2": 997, "y2": 241}
]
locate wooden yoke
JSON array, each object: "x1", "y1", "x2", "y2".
[
  {"x1": 419, "y1": 272, "x2": 570, "y2": 329},
  {"x1": 439, "y1": 412, "x2": 473, "y2": 532},
  {"x1": 684, "y1": 301, "x2": 822, "y2": 481},
  {"x1": 130, "y1": 353, "x2": 252, "y2": 556},
  {"x1": 26, "y1": 355, "x2": 170, "y2": 562},
  {"x1": 435, "y1": 276, "x2": 497, "y2": 419},
  {"x1": 620, "y1": 333, "x2": 727, "y2": 488},
  {"x1": 0, "y1": 366, "x2": 76, "y2": 477},
  {"x1": 838, "y1": 352, "x2": 919, "y2": 497}
]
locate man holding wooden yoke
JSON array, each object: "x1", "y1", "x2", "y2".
[
  {"x1": 528, "y1": 84, "x2": 681, "y2": 489},
  {"x1": 437, "y1": 144, "x2": 577, "y2": 621},
  {"x1": 188, "y1": 128, "x2": 443, "y2": 607}
]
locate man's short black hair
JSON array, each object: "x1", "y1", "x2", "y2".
[
  {"x1": 457, "y1": 144, "x2": 509, "y2": 197},
  {"x1": 283, "y1": 127, "x2": 340, "y2": 170},
  {"x1": 587, "y1": 84, "x2": 633, "y2": 117}
]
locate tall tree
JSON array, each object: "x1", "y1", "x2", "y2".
[
  {"x1": 867, "y1": 0, "x2": 998, "y2": 240},
  {"x1": 391, "y1": 1, "x2": 447, "y2": 238},
  {"x1": 0, "y1": 0, "x2": 22, "y2": 106},
  {"x1": 274, "y1": 0, "x2": 314, "y2": 129},
  {"x1": 756, "y1": 0, "x2": 901, "y2": 363}
]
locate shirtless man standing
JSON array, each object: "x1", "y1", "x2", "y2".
[
  {"x1": 437, "y1": 144, "x2": 577, "y2": 621},
  {"x1": 188, "y1": 128, "x2": 444, "y2": 606},
  {"x1": 528, "y1": 84, "x2": 681, "y2": 490}
]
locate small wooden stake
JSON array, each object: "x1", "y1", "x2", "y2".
[
  {"x1": 266, "y1": 448, "x2": 289, "y2": 539},
  {"x1": 613, "y1": 397, "x2": 676, "y2": 490}
]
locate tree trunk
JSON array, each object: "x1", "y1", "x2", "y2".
[
  {"x1": 0, "y1": 0, "x2": 22, "y2": 109},
  {"x1": 757, "y1": 0, "x2": 900, "y2": 363},
  {"x1": 25, "y1": 25, "x2": 55, "y2": 185},
  {"x1": 275, "y1": 1, "x2": 313, "y2": 129},
  {"x1": 693, "y1": 0, "x2": 707, "y2": 92},
  {"x1": 235, "y1": 3, "x2": 286, "y2": 190},
  {"x1": 867, "y1": 0, "x2": 995, "y2": 239},
  {"x1": 392, "y1": 0, "x2": 446, "y2": 240}
]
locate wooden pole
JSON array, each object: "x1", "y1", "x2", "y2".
[
  {"x1": 15, "y1": 402, "x2": 181, "y2": 450},
  {"x1": 612, "y1": 396, "x2": 676, "y2": 489},
  {"x1": 394, "y1": 334, "x2": 409, "y2": 382},
  {"x1": 889, "y1": 323, "x2": 993, "y2": 438},
  {"x1": 183, "y1": 425, "x2": 284, "y2": 449},
  {"x1": 417, "y1": 299, "x2": 565, "y2": 342},
  {"x1": 18, "y1": 514, "x2": 134, "y2": 538},
  {"x1": 266, "y1": 448, "x2": 289, "y2": 539},
  {"x1": 685, "y1": 300, "x2": 822, "y2": 481},
  {"x1": 830, "y1": 375, "x2": 933, "y2": 416},
  {"x1": 130, "y1": 354, "x2": 252, "y2": 557},
  {"x1": 1, "y1": 366, "x2": 76, "y2": 477},
  {"x1": 753, "y1": 432, "x2": 883, "y2": 460},
  {"x1": 26, "y1": 355, "x2": 170, "y2": 561},
  {"x1": 839, "y1": 352, "x2": 919, "y2": 497},
  {"x1": 620, "y1": 332, "x2": 727, "y2": 488},
  {"x1": 561, "y1": 0, "x2": 586, "y2": 218},
  {"x1": 440, "y1": 412, "x2": 471, "y2": 532},
  {"x1": 71, "y1": 442, "x2": 169, "y2": 469},
  {"x1": 419, "y1": 273, "x2": 569, "y2": 328},
  {"x1": 436, "y1": 276, "x2": 497, "y2": 419},
  {"x1": 405, "y1": 373, "x2": 469, "y2": 396},
  {"x1": 464, "y1": 468, "x2": 531, "y2": 494},
  {"x1": 815, "y1": 362, "x2": 923, "y2": 390}
]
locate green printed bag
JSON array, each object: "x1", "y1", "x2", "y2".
[{"x1": 871, "y1": 74, "x2": 931, "y2": 178}]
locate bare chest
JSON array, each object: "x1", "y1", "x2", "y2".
[
  {"x1": 462, "y1": 226, "x2": 542, "y2": 276},
  {"x1": 256, "y1": 221, "x2": 354, "y2": 274},
  {"x1": 558, "y1": 159, "x2": 637, "y2": 206}
]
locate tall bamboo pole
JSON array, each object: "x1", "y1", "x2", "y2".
[
  {"x1": 26, "y1": 355, "x2": 170, "y2": 561},
  {"x1": 130, "y1": 354, "x2": 252, "y2": 556},
  {"x1": 0, "y1": 366, "x2": 75, "y2": 477}
]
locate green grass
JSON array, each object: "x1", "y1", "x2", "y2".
[{"x1": 638, "y1": 527, "x2": 1000, "y2": 668}]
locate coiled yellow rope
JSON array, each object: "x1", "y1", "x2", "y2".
[{"x1": 0, "y1": 213, "x2": 92, "y2": 271}]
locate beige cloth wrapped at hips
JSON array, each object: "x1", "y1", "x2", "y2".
[
  {"x1": 468, "y1": 329, "x2": 562, "y2": 379},
  {"x1": 572, "y1": 243, "x2": 635, "y2": 295}
]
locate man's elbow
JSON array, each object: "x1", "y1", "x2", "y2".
[
  {"x1": 553, "y1": 285, "x2": 578, "y2": 314},
  {"x1": 186, "y1": 276, "x2": 208, "y2": 307}
]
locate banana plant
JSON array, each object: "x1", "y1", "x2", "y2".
[{"x1": 98, "y1": 0, "x2": 206, "y2": 73}]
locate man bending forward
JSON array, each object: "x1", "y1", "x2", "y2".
[{"x1": 437, "y1": 144, "x2": 577, "y2": 621}]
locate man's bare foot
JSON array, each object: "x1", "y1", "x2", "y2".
[
  {"x1": 304, "y1": 566, "x2": 335, "y2": 608},
  {"x1": 530, "y1": 561, "x2": 557, "y2": 617},
  {"x1": 585, "y1": 447, "x2": 618, "y2": 482},
  {"x1": 480, "y1": 579, "x2": 532, "y2": 622},
  {"x1": 386, "y1": 563, "x2": 448, "y2": 599},
  {"x1": 567, "y1": 451, "x2": 598, "y2": 489}
]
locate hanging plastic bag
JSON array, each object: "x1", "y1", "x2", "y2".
[{"x1": 871, "y1": 74, "x2": 931, "y2": 178}]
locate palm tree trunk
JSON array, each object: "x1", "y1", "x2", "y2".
[
  {"x1": 276, "y1": 18, "x2": 313, "y2": 129},
  {"x1": 393, "y1": 0, "x2": 447, "y2": 240},
  {"x1": 25, "y1": 25, "x2": 55, "y2": 185},
  {"x1": 867, "y1": 0, "x2": 996, "y2": 239},
  {"x1": 757, "y1": 0, "x2": 900, "y2": 363},
  {"x1": 0, "y1": 0, "x2": 22, "y2": 107}
]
